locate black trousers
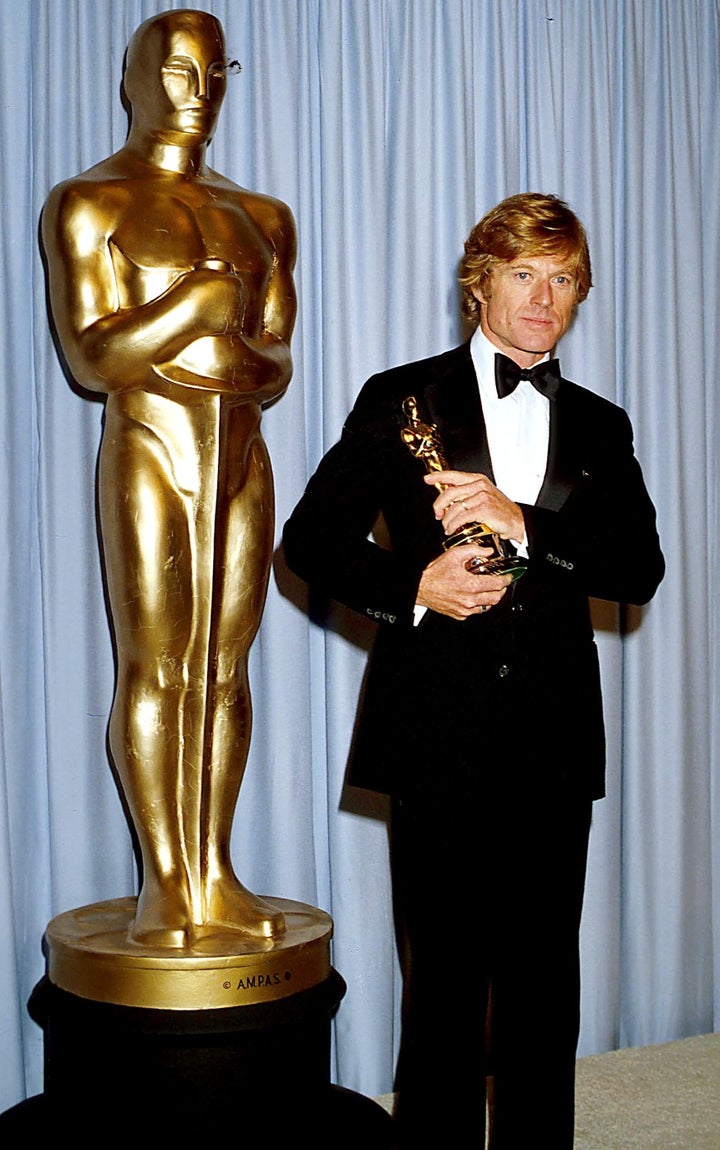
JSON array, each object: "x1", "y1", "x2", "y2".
[{"x1": 391, "y1": 765, "x2": 593, "y2": 1149}]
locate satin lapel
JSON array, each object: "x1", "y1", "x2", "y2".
[
  {"x1": 422, "y1": 343, "x2": 496, "y2": 481},
  {"x1": 535, "y1": 382, "x2": 577, "y2": 510}
]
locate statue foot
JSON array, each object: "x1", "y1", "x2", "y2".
[
  {"x1": 127, "y1": 877, "x2": 286, "y2": 945},
  {"x1": 205, "y1": 879, "x2": 286, "y2": 939},
  {"x1": 129, "y1": 885, "x2": 195, "y2": 949}
]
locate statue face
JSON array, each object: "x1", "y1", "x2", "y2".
[{"x1": 126, "y1": 12, "x2": 227, "y2": 145}]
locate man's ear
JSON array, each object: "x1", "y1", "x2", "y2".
[{"x1": 471, "y1": 284, "x2": 487, "y2": 305}]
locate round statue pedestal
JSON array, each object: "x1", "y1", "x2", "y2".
[
  {"x1": 44, "y1": 895, "x2": 333, "y2": 1010},
  {"x1": 1, "y1": 897, "x2": 395, "y2": 1146}
]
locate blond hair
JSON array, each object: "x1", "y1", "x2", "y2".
[{"x1": 460, "y1": 193, "x2": 592, "y2": 324}]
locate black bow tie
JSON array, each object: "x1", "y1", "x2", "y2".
[{"x1": 494, "y1": 353, "x2": 561, "y2": 399}]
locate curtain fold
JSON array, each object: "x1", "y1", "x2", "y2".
[{"x1": 0, "y1": 0, "x2": 717, "y2": 1112}]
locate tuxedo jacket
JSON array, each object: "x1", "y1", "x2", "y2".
[{"x1": 282, "y1": 342, "x2": 665, "y2": 801}]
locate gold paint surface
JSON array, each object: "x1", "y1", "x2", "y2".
[
  {"x1": 46, "y1": 897, "x2": 332, "y2": 1010},
  {"x1": 41, "y1": 10, "x2": 298, "y2": 949}
]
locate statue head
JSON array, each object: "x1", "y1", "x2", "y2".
[{"x1": 124, "y1": 9, "x2": 227, "y2": 146}]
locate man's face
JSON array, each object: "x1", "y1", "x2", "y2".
[
  {"x1": 473, "y1": 253, "x2": 578, "y2": 368},
  {"x1": 130, "y1": 16, "x2": 227, "y2": 144}
]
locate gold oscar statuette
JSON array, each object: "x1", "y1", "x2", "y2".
[{"x1": 401, "y1": 395, "x2": 526, "y2": 580}]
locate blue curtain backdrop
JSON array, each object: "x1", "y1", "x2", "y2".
[{"x1": 0, "y1": 0, "x2": 718, "y2": 1113}]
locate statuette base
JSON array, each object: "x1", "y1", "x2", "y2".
[{"x1": 444, "y1": 523, "x2": 527, "y2": 581}]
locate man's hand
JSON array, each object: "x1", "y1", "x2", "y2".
[
  {"x1": 425, "y1": 470, "x2": 525, "y2": 544},
  {"x1": 417, "y1": 545, "x2": 512, "y2": 621}
]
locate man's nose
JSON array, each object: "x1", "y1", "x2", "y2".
[{"x1": 531, "y1": 278, "x2": 552, "y2": 306}]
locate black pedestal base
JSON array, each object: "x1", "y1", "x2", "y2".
[
  {"x1": 0, "y1": 1086, "x2": 394, "y2": 1145},
  {"x1": 1, "y1": 973, "x2": 395, "y2": 1147}
]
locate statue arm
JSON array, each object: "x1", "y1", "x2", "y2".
[
  {"x1": 149, "y1": 198, "x2": 297, "y2": 405},
  {"x1": 41, "y1": 184, "x2": 249, "y2": 397},
  {"x1": 248, "y1": 201, "x2": 297, "y2": 403},
  {"x1": 167, "y1": 198, "x2": 298, "y2": 405}
]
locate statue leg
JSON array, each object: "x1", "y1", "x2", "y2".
[
  {"x1": 200, "y1": 423, "x2": 285, "y2": 937},
  {"x1": 101, "y1": 424, "x2": 205, "y2": 947}
]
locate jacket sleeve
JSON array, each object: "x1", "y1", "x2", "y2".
[
  {"x1": 520, "y1": 404, "x2": 665, "y2": 606},
  {"x1": 282, "y1": 376, "x2": 424, "y2": 627}
]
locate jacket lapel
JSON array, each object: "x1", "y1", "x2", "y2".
[
  {"x1": 535, "y1": 384, "x2": 579, "y2": 511},
  {"x1": 422, "y1": 343, "x2": 496, "y2": 481}
]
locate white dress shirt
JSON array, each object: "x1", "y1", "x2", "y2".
[{"x1": 469, "y1": 326, "x2": 551, "y2": 554}]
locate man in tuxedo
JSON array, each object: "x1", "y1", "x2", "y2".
[{"x1": 282, "y1": 193, "x2": 664, "y2": 1147}]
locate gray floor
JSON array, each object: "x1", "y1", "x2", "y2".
[
  {"x1": 375, "y1": 1033, "x2": 720, "y2": 1148},
  {"x1": 573, "y1": 1033, "x2": 720, "y2": 1149}
]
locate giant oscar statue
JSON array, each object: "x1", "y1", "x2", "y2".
[
  {"x1": 35, "y1": 14, "x2": 373, "y2": 1135},
  {"x1": 43, "y1": 7, "x2": 296, "y2": 955}
]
